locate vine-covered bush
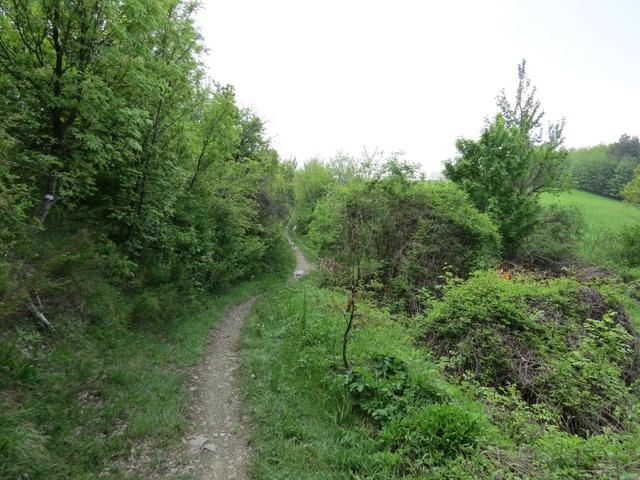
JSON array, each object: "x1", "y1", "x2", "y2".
[
  {"x1": 309, "y1": 164, "x2": 501, "y2": 312},
  {"x1": 423, "y1": 271, "x2": 640, "y2": 435}
]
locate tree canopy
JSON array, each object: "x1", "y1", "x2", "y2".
[{"x1": 445, "y1": 61, "x2": 567, "y2": 258}]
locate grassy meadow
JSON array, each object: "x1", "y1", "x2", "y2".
[{"x1": 542, "y1": 189, "x2": 640, "y2": 268}]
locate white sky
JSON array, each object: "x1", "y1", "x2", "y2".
[{"x1": 197, "y1": 0, "x2": 640, "y2": 175}]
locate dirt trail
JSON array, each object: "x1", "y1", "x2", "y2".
[
  {"x1": 181, "y1": 241, "x2": 309, "y2": 479},
  {"x1": 289, "y1": 237, "x2": 313, "y2": 276}
]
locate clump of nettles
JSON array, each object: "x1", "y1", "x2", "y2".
[
  {"x1": 423, "y1": 271, "x2": 640, "y2": 436},
  {"x1": 343, "y1": 355, "x2": 483, "y2": 473}
]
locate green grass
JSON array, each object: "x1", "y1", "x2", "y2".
[
  {"x1": 240, "y1": 276, "x2": 485, "y2": 479},
  {"x1": 542, "y1": 189, "x2": 640, "y2": 268},
  {"x1": 240, "y1": 274, "x2": 640, "y2": 479},
  {"x1": 542, "y1": 190, "x2": 640, "y2": 231},
  {"x1": 0, "y1": 253, "x2": 294, "y2": 479}
]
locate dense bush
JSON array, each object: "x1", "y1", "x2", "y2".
[
  {"x1": 423, "y1": 271, "x2": 640, "y2": 435},
  {"x1": 309, "y1": 164, "x2": 500, "y2": 312},
  {"x1": 614, "y1": 223, "x2": 640, "y2": 268},
  {"x1": 517, "y1": 203, "x2": 585, "y2": 266},
  {"x1": 291, "y1": 159, "x2": 335, "y2": 234},
  {"x1": 344, "y1": 355, "x2": 448, "y2": 422}
]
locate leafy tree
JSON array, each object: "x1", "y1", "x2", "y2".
[
  {"x1": 568, "y1": 146, "x2": 615, "y2": 195},
  {"x1": 445, "y1": 61, "x2": 567, "y2": 258},
  {"x1": 0, "y1": 0, "x2": 294, "y2": 324},
  {"x1": 292, "y1": 159, "x2": 335, "y2": 234},
  {"x1": 610, "y1": 134, "x2": 640, "y2": 160},
  {"x1": 623, "y1": 166, "x2": 640, "y2": 206}
]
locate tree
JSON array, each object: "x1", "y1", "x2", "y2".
[
  {"x1": 0, "y1": 0, "x2": 127, "y2": 223},
  {"x1": 0, "y1": 0, "x2": 295, "y2": 323},
  {"x1": 291, "y1": 159, "x2": 335, "y2": 234},
  {"x1": 610, "y1": 134, "x2": 640, "y2": 160},
  {"x1": 445, "y1": 60, "x2": 567, "y2": 258},
  {"x1": 623, "y1": 166, "x2": 640, "y2": 206}
]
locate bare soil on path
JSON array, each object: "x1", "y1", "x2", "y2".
[{"x1": 180, "y1": 242, "x2": 310, "y2": 479}]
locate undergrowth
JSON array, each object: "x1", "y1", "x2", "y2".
[
  {"x1": 0, "y1": 249, "x2": 294, "y2": 479},
  {"x1": 241, "y1": 273, "x2": 640, "y2": 479}
]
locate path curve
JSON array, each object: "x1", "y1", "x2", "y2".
[
  {"x1": 182, "y1": 241, "x2": 310, "y2": 479},
  {"x1": 288, "y1": 235, "x2": 313, "y2": 277}
]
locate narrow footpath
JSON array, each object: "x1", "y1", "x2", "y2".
[{"x1": 181, "y1": 241, "x2": 311, "y2": 479}]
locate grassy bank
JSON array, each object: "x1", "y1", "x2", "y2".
[
  {"x1": 1, "y1": 252, "x2": 294, "y2": 479},
  {"x1": 240, "y1": 271, "x2": 640, "y2": 479},
  {"x1": 240, "y1": 275, "x2": 473, "y2": 479},
  {"x1": 541, "y1": 189, "x2": 640, "y2": 268}
]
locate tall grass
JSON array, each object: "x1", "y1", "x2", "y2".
[
  {"x1": 541, "y1": 189, "x2": 640, "y2": 266},
  {"x1": 0, "y1": 251, "x2": 294, "y2": 479}
]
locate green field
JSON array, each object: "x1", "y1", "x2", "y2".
[
  {"x1": 542, "y1": 190, "x2": 640, "y2": 266},
  {"x1": 542, "y1": 190, "x2": 640, "y2": 231}
]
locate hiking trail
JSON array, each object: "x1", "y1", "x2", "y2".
[{"x1": 181, "y1": 240, "x2": 310, "y2": 479}]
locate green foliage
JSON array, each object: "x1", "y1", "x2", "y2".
[
  {"x1": 309, "y1": 163, "x2": 500, "y2": 312},
  {"x1": 424, "y1": 270, "x2": 640, "y2": 435},
  {"x1": 614, "y1": 223, "x2": 640, "y2": 268},
  {"x1": 241, "y1": 275, "x2": 494, "y2": 479},
  {"x1": 379, "y1": 404, "x2": 482, "y2": 467},
  {"x1": 0, "y1": 265, "x2": 292, "y2": 479},
  {"x1": 0, "y1": 1, "x2": 295, "y2": 477},
  {"x1": 242, "y1": 273, "x2": 640, "y2": 479},
  {"x1": 445, "y1": 62, "x2": 567, "y2": 258},
  {"x1": 291, "y1": 159, "x2": 335, "y2": 234},
  {"x1": 569, "y1": 135, "x2": 640, "y2": 200},
  {"x1": 623, "y1": 166, "x2": 640, "y2": 206},
  {"x1": 518, "y1": 203, "x2": 585, "y2": 266},
  {"x1": 541, "y1": 189, "x2": 640, "y2": 271},
  {"x1": 344, "y1": 355, "x2": 447, "y2": 422},
  {"x1": 569, "y1": 146, "x2": 619, "y2": 196},
  {"x1": 0, "y1": 0, "x2": 293, "y2": 311}
]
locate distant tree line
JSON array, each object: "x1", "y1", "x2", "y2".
[{"x1": 567, "y1": 134, "x2": 640, "y2": 199}]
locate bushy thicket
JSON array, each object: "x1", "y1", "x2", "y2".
[
  {"x1": 423, "y1": 271, "x2": 640, "y2": 436},
  {"x1": 517, "y1": 203, "x2": 585, "y2": 267},
  {"x1": 308, "y1": 161, "x2": 500, "y2": 312}
]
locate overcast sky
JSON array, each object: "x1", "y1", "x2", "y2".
[{"x1": 197, "y1": 0, "x2": 640, "y2": 175}]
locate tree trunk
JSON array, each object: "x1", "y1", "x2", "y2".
[{"x1": 36, "y1": 173, "x2": 57, "y2": 223}]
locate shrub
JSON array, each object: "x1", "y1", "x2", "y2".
[
  {"x1": 518, "y1": 204, "x2": 584, "y2": 266},
  {"x1": 379, "y1": 403, "x2": 482, "y2": 468},
  {"x1": 309, "y1": 169, "x2": 501, "y2": 312},
  {"x1": 344, "y1": 355, "x2": 447, "y2": 422},
  {"x1": 423, "y1": 271, "x2": 640, "y2": 435},
  {"x1": 614, "y1": 223, "x2": 640, "y2": 268},
  {"x1": 130, "y1": 291, "x2": 162, "y2": 325}
]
